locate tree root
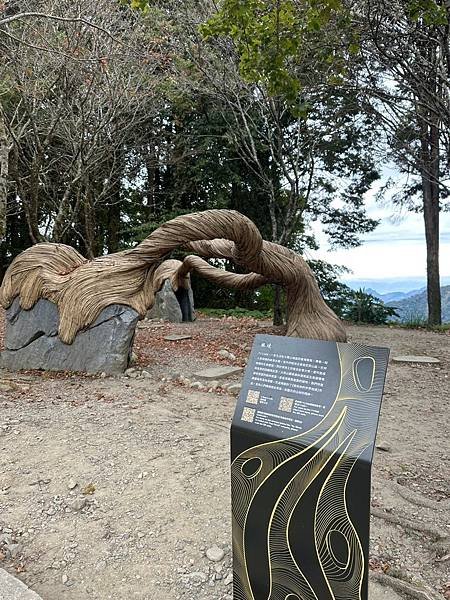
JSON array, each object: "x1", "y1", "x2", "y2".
[
  {"x1": 433, "y1": 539, "x2": 450, "y2": 558},
  {"x1": 371, "y1": 507, "x2": 449, "y2": 542},
  {"x1": 393, "y1": 480, "x2": 450, "y2": 512},
  {"x1": 371, "y1": 571, "x2": 445, "y2": 600}
]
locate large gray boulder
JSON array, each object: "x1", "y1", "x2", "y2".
[
  {"x1": 0, "y1": 568, "x2": 43, "y2": 600},
  {"x1": 1, "y1": 298, "x2": 139, "y2": 374},
  {"x1": 146, "y1": 279, "x2": 195, "y2": 323}
]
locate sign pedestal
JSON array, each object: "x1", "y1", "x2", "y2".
[{"x1": 231, "y1": 335, "x2": 389, "y2": 600}]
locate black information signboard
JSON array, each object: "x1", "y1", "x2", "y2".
[{"x1": 231, "y1": 335, "x2": 389, "y2": 600}]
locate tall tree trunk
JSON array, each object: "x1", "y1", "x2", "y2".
[
  {"x1": 53, "y1": 186, "x2": 73, "y2": 243},
  {"x1": 24, "y1": 158, "x2": 44, "y2": 244},
  {"x1": 107, "y1": 200, "x2": 121, "y2": 253},
  {"x1": 423, "y1": 194, "x2": 441, "y2": 326},
  {"x1": 0, "y1": 110, "x2": 8, "y2": 240},
  {"x1": 419, "y1": 107, "x2": 441, "y2": 326},
  {"x1": 145, "y1": 144, "x2": 160, "y2": 219},
  {"x1": 422, "y1": 166, "x2": 441, "y2": 326},
  {"x1": 107, "y1": 152, "x2": 124, "y2": 253},
  {"x1": 83, "y1": 185, "x2": 97, "y2": 259}
]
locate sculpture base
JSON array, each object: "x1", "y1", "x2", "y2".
[{"x1": 1, "y1": 298, "x2": 139, "y2": 374}]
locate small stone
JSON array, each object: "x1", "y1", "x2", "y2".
[
  {"x1": 376, "y1": 442, "x2": 391, "y2": 453},
  {"x1": 125, "y1": 368, "x2": 136, "y2": 377},
  {"x1": 8, "y1": 543, "x2": 23, "y2": 558},
  {"x1": 189, "y1": 571, "x2": 207, "y2": 584},
  {"x1": 190, "y1": 382, "x2": 204, "y2": 390},
  {"x1": 68, "y1": 479, "x2": 77, "y2": 490},
  {"x1": 62, "y1": 574, "x2": 69, "y2": 585},
  {"x1": 164, "y1": 334, "x2": 192, "y2": 342},
  {"x1": 206, "y1": 546, "x2": 225, "y2": 562},
  {"x1": 392, "y1": 355, "x2": 440, "y2": 365},
  {"x1": 218, "y1": 349, "x2": 237, "y2": 361},
  {"x1": 100, "y1": 372, "x2": 107, "y2": 378},
  {"x1": 224, "y1": 572, "x2": 234, "y2": 586},
  {"x1": 194, "y1": 366, "x2": 243, "y2": 381},
  {"x1": 227, "y1": 384, "x2": 242, "y2": 394},
  {"x1": 70, "y1": 497, "x2": 86, "y2": 512}
]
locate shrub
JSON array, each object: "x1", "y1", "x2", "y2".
[{"x1": 198, "y1": 307, "x2": 271, "y2": 319}]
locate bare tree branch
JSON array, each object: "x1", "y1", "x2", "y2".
[{"x1": 0, "y1": 11, "x2": 120, "y2": 42}]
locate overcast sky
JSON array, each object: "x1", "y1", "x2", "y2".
[{"x1": 308, "y1": 177, "x2": 450, "y2": 290}]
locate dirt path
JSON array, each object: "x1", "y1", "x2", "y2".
[{"x1": 0, "y1": 318, "x2": 448, "y2": 599}]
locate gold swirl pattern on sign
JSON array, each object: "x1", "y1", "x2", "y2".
[
  {"x1": 231, "y1": 343, "x2": 388, "y2": 600},
  {"x1": 352, "y1": 357, "x2": 376, "y2": 393}
]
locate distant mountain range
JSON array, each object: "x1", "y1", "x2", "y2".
[
  {"x1": 365, "y1": 287, "x2": 426, "y2": 303},
  {"x1": 343, "y1": 278, "x2": 450, "y2": 323},
  {"x1": 344, "y1": 277, "x2": 450, "y2": 294},
  {"x1": 373, "y1": 286, "x2": 450, "y2": 323},
  {"x1": 385, "y1": 285, "x2": 450, "y2": 323}
]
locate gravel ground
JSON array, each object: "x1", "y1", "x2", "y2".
[{"x1": 0, "y1": 316, "x2": 448, "y2": 599}]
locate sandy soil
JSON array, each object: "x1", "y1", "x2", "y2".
[{"x1": 0, "y1": 317, "x2": 448, "y2": 600}]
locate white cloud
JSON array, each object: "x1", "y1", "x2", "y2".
[{"x1": 308, "y1": 175, "x2": 450, "y2": 281}]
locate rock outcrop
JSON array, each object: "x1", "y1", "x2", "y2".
[
  {"x1": 0, "y1": 568, "x2": 43, "y2": 600},
  {"x1": 146, "y1": 279, "x2": 195, "y2": 323},
  {"x1": 1, "y1": 298, "x2": 139, "y2": 374}
]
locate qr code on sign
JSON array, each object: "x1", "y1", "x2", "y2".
[
  {"x1": 279, "y1": 397, "x2": 294, "y2": 413},
  {"x1": 246, "y1": 390, "x2": 260, "y2": 405},
  {"x1": 241, "y1": 407, "x2": 256, "y2": 423}
]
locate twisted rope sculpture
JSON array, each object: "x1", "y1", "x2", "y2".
[{"x1": 0, "y1": 210, "x2": 347, "y2": 343}]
